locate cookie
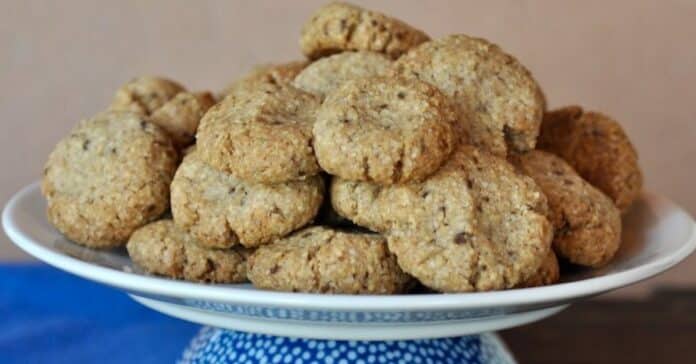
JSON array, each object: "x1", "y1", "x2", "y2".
[
  {"x1": 300, "y1": 2, "x2": 429, "y2": 60},
  {"x1": 247, "y1": 226, "x2": 412, "y2": 294},
  {"x1": 110, "y1": 76, "x2": 185, "y2": 116},
  {"x1": 393, "y1": 34, "x2": 545, "y2": 156},
  {"x1": 538, "y1": 106, "x2": 643, "y2": 212},
  {"x1": 42, "y1": 111, "x2": 178, "y2": 248},
  {"x1": 518, "y1": 250, "x2": 560, "y2": 288},
  {"x1": 197, "y1": 83, "x2": 321, "y2": 183},
  {"x1": 219, "y1": 60, "x2": 308, "y2": 99},
  {"x1": 127, "y1": 219, "x2": 250, "y2": 283},
  {"x1": 170, "y1": 151, "x2": 324, "y2": 249},
  {"x1": 333, "y1": 145, "x2": 552, "y2": 292},
  {"x1": 511, "y1": 150, "x2": 622, "y2": 267},
  {"x1": 293, "y1": 51, "x2": 391, "y2": 99},
  {"x1": 150, "y1": 91, "x2": 216, "y2": 149},
  {"x1": 313, "y1": 76, "x2": 457, "y2": 184}
]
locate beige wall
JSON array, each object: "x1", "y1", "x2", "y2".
[{"x1": 1, "y1": 1, "x2": 695, "y2": 295}]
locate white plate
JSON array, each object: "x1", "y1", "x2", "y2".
[{"x1": 4, "y1": 182, "x2": 696, "y2": 340}]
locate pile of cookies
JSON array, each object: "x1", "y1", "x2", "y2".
[{"x1": 41, "y1": 2, "x2": 642, "y2": 294}]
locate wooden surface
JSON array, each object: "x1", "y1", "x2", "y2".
[{"x1": 501, "y1": 288, "x2": 696, "y2": 364}]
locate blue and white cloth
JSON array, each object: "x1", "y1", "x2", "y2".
[{"x1": 180, "y1": 328, "x2": 515, "y2": 364}]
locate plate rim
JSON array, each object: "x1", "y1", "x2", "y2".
[{"x1": 4, "y1": 181, "x2": 696, "y2": 311}]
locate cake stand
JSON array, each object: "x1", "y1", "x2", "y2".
[{"x1": 4, "y1": 182, "x2": 695, "y2": 363}]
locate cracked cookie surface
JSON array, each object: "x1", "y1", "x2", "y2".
[
  {"x1": 150, "y1": 91, "x2": 216, "y2": 149},
  {"x1": 219, "y1": 60, "x2": 308, "y2": 100},
  {"x1": 333, "y1": 145, "x2": 552, "y2": 292},
  {"x1": 197, "y1": 83, "x2": 321, "y2": 183},
  {"x1": 393, "y1": 34, "x2": 545, "y2": 156},
  {"x1": 314, "y1": 76, "x2": 457, "y2": 185},
  {"x1": 247, "y1": 226, "x2": 412, "y2": 294},
  {"x1": 538, "y1": 106, "x2": 643, "y2": 212},
  {"x1": 127, "y1": 219, "x2": 250, "y2": 283},
  {"x1": 170, "y1": 151, "x2": 324, "y2": 249},
  {"x1": 300, "y1": 2, "x2": 429, "y2": 60},
  {"x1": 293, "y1": 51, "x2": 391, "y2": 99},
  {"x1": 110, "y1": 76, "x2": 186, "y2": 116},
  {"x1": 511, "y1": 150, "x2": 622, "y2": 267},
  {"x1": 42, "y1": 110, "x2": 178, "y2": 248}
]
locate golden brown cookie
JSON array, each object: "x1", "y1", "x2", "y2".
[
  {"x1": 219, "y1": 60, "x2": 308, "y2": 99},
  {"x1": 300, "y1": 2, "x2": 429, "y2": 60},
  {"x1": 197, "y1": 83, "x2": 321, "y2": 183},
  {"x1": 511, "y1": 150, "x2": 622, "y2": 267},
  {"x1": 293, "y1": 51, "x2": 391, "y2": 99},
  {"x1": 247, "y1": 226, "x2": 412, "y2": 294},
  {"x1": 149, "y1": 91, "x2": 216, "y2": 149},
  {"x1": 127, "y1": 219, "x2": 250, "y2": 283},
  {"x1": 538, "y1": 106, "x2": 643, "y2": 212},
  {"x1": 333, "y1": 145, "x2": 553, "y2": 292},
  {"x1": 313, "y1": 76, "x2": 457, "y2": 185},
  {"x1": 518, "y1": 250, "x2": 560, "y2": 288},
  {"x1": 42, "y1": 111, "x2": 178, "y2": 248},
  {"x1": 110, "y1": 76, "x2": 185, "y2": 116},
  {"x1": 393, "y1": 34, "x2": 545, "y2": 156},
  {"x1": 170, "y1": 151, "x2": 324, "y2": 249}
]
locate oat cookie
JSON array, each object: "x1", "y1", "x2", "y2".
[
  {"x1": 538, "y1": 106, "x2": 643, "y2": 212},
  {"x1": 127, "y1": 219, "x2": 250, "y2": 283},
  {"x1": 110, "y1": 76, "x2": 185, "y2": 116},
  {"x1": 512, "y1": 150, "x2": 622, "y2": 267},
  {"x1": 300, "y1": 2, "x2": 429, "y2": 60},
  {"x1": 197, "y1": 83, "x2": 321, "y2": 183},
  {"x1": 333, "y1": 145, "x2": 552, "y2": 292},
  {"x1": 393, "y1": 34, "x2": 545, "y2": 156},
  {"x1": 314, "y1": 76, "x2": 457, "y2": 184},
  {"x1": 293, "y1": 51, "x2": 391, "y2": 99},
  {"x1": 150, "y1": 91, "x2": 216, "y2": 149},
  {"x1": 247, "y1": 226, "x2": 411, "y2": 294},
  {"x1": 42, "y1": 111, "x2": 178, "y2": 248},
  {"x1": 219, "y1": 60, "x2": 308, "y2": 99},
  {"x1": 518, "y1": 250, "x2": 560, "y2": 288},
  {"x1": 170, "y1": 151, "x2": 324, "y2": 249}
]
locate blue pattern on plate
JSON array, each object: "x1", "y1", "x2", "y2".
[
  {"x1": 176, "y1": 298, "x2": 508, "y2": 323},
  {"x1": 179, "y1": 328, "x2": 516, "y2": 364}
]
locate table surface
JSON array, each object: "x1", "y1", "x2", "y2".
[
  {"x1": 3, "y1": 263, "x2": 695, "y2": 364},
  {"x1": 501, "y1": 288, "x2": 696, "y2": 364}
]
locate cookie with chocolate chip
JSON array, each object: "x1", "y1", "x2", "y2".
[
  {"x1": 393, "y1": 34, "x2": 545, "y2": 156},
  {"x1": 197, "y1": 83, "x2": 321, "y2": 183},
  {"x1": 127, "y1": 219, "x2": 251, "y2": 283},
  {"x1": 110, "y1": 76, "x2": 185, "y2": 116},
  {"x1": 150, "y1": 91, "x2": 216, "y2": 149},
  {"x1": 170, "y1": 150, "x2": 324, "y2": 249},
  {"x1": 247, "y1": 226, "x2": 412, "y2": 294},
  {"x1": 511, "y1": 150, "x2": 622, "y2": 267},
  {"x1": 333, "y1": 145, "x2": 553, "y2": 292},
  {"x1": 313, "y1": 76, "x2": 457, "y2": 185},
  {"x1": 300, "y1": 2, "x2": 429, "y2": 59},
  {"x1": 42, "y1": 110, "x2": 178, "y2": 248},
  {"x1": 219, "y1": 60, "x2": 308, "y2": 99},
  {"x1": 518, "y1": 250, "x2": 560, "y2": 288},
  {"x1": 538, "y1": 106, "x2": 643, "y2": 212},
  {"x1": 293, "y1": 51, "x2": 391, "y2": 99}
]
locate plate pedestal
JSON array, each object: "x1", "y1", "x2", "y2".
[{"x1": 179, "y1": 327, "x2": 516, "y2": 364}]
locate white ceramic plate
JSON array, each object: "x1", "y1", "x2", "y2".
[{"x1": 4, "y1": 182, "x2": 696, "y2": 340}]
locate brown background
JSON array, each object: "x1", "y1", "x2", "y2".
[{"x1": 1, "y1": 1, "x2": 695, "y2": 296}]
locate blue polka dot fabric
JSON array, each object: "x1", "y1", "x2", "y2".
[{"x1": 179, "y1": 327, "x2": 515, "y2": 364}]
